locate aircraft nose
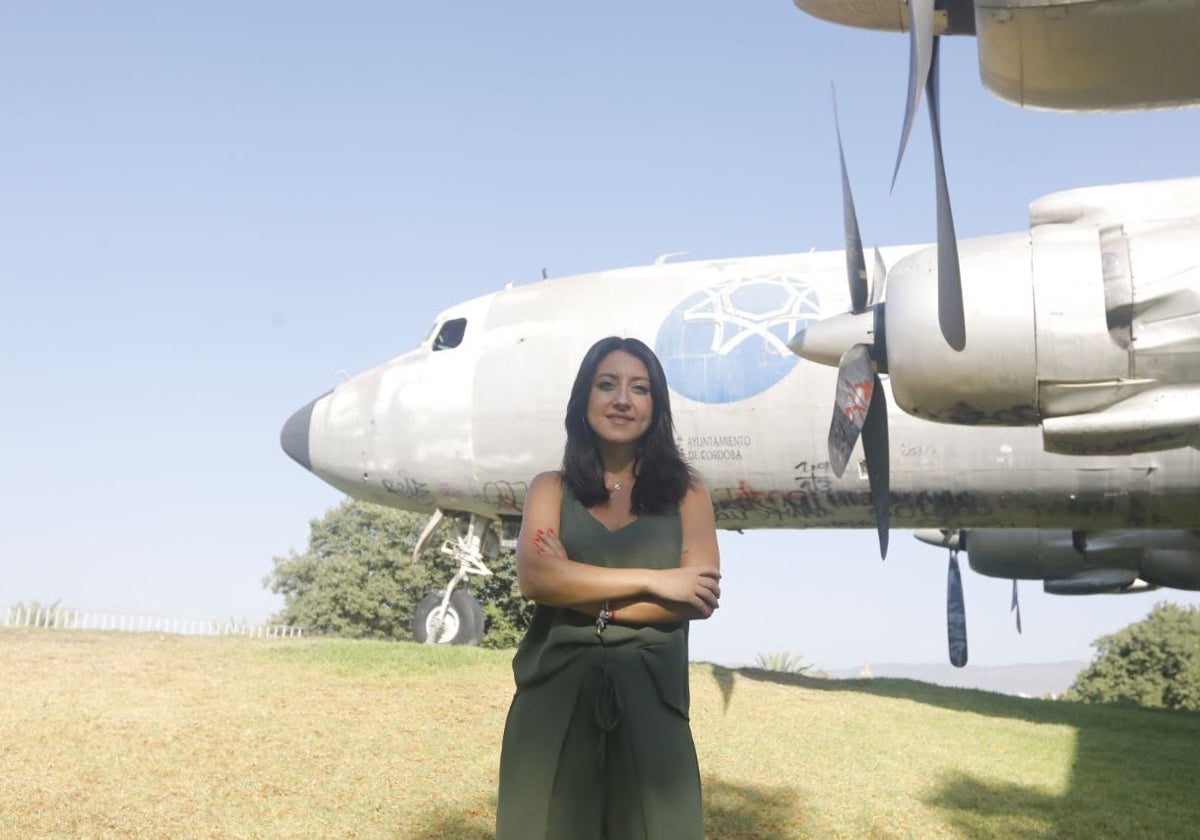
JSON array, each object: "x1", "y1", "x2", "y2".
[{"x1": 281, "y1": 393, "x2": 326, "y2": 472}]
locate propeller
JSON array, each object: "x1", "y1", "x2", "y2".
[
  {"x1": 801, "y1": 2, "x2": 971, "y2": 555},
  {"x1": 1011, "y1": 579, "x2": 1023, "y2": 634},
  {"x1": 914, "y1": 528, "x2": 972, "y2": 666},
  {"x1": 835, "y1": 88, "x2": 868, "y2": 314},
  {"x1": 804, "y1": 87, "x2": 891, "y2": 558},
  {"x1": 947, "y1": 546, "x2": 968, "y2": 667},
  {"x1": 892, "y1": 0, "x2": 966, "y2": 352},
  {"x1": 892, "y1": 0, "x2": 934, "y2": 191}
]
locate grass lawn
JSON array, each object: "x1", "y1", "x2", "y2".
[{"x1": 2, "y1": 629, "x2": 1197, "y2": 838}]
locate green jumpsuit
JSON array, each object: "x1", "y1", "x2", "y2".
[{"x1": 495, "y1": 486, "x2": 703, "y2": 840}]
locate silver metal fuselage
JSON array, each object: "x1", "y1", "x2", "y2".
[{"x1": 289, "y1": 243, "x2": 1199, "y2": 533}]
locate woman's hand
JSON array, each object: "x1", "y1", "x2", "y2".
[
  {"x1": 531, "y1": 527, "x2": 568, "y2": 560},
  {"x1": 649, "y1": 566, "x2": 721, "y2": 617}
]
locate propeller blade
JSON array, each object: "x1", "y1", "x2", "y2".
[
  {"x1": 892, "y1": 0, "x2": 935, "y2": 190},
  {"x1": 1011, "y1": 579, "x2": 1023, "y2": 635},
  {"x1": 832, "y1": 85, "x2": 868, "y2": 313},
  {"x1": 870, "y1": 246, "x2": 887, "y2": 308},
  {"x1": 947, "y1": 549, "x2": 968, "y2": 667},
  {"x1": 862, "y1": 372, "x2": 890, "y2": 558},
  {"x1": 828, "y1": 344, "x2": 874, "y2": 478},
  {"x1": 926, "y1": 37, "x2": 966, "y2": 351}
]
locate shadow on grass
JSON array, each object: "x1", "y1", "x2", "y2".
[
  {"x1": 703, "y1": 776, "x2": 803, "y2": 840},
  {"x1": 729, "y1": 668, "x2": 1080, "y2": 722},
  {"x1": 711, "y1": 664, "x2": 737, "y2": 712},
  {"x1": 722, "y1": 667, "x2": 1200, "y2": 839},
  {"x1": 925, "y1": 775, "x2": 1063, "y2": 839},
  {"x1": 405, "y1": 813, "x2": 494, "y2": 839},
  {"x1": 404, "y1": 777, "x2": 800, "y2": 839}
]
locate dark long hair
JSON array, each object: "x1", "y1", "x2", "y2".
[{"x1": 561, "y1": 336, "x2": 693, "y2": 514}]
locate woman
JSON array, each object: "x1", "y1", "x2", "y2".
[{"x1": 495, "y1": 336, "x2": 721, "y2": 840}]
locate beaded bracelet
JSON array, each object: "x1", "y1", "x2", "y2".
[{"x1": 595, "y1": 602, "x2": 612, "y2": 636}]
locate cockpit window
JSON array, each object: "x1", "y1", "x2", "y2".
[{"x1": 432, "y1": 317, "x2": 467, "y2": 351}]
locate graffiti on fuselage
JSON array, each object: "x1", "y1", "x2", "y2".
[
  {"x1": 482, "y1": 480, "x2": 528, "y2": 512},
  {"x1": 381, "y1": 474, "x2": 434, "y2": 505},
  {"x1": 710, "y1": 479, "x2": 998, "y2": 527}
]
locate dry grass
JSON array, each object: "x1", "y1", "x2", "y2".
[{"x1": 3, "y1": 629, "x2": 1198, "y2": 839}]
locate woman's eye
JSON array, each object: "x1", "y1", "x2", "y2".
[
  {"x1": 632, "y1": 385, "x2": 650, "y2": 395},
  {"x1": 596, "y1": 381, "x2": 615, "y2": 391}
]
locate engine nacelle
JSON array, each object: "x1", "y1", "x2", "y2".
[
  {"x1": 964, "y1": 529, "x2": 1200, "y2": 591},
  {"x1": 791, "y1": 1, "x2": 1200, "y2": 113},
  {"x1": 886, "y1": 232, "x2": 1039, "y2": 426},
  {"x1": 791, "y1": 0, "x2": 978, "y2": 36},
  {"x1": 1042, "y1": 569, "x2": 1144, "y2": 596},
  {"x1": 976, "y1": 0, "x2": 1200, "y2": 111},
  {"x1": 883, "y1": 178, "x2": 1200, "y2": 454}
]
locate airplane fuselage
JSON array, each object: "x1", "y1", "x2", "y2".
[{"x1": 285, "y1": 245, "x2": 1199, "y2": 533}]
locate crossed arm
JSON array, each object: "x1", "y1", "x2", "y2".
[{"x1": 515, "y1": 471, "x2": 721, "y2": 624}]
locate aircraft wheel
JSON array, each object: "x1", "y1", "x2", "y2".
[{"x1": 413, "y1": 590, "x2": 484, "y2": 645}]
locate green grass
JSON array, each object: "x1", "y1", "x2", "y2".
[
  {"x1": 3, "y1": 629, "x2": 1198, "y2": 838},
  {"x1": 262, "y1": 634, "x2": 505, "y2": 678}
]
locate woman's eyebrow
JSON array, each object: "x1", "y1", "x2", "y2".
[{"x1": 595, "y1": 374, "x2": 650, "y2": 384}]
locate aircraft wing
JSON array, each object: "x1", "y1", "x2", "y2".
[{"x1": 794, "y1": 0, "x2": 1200, "y2": 112}]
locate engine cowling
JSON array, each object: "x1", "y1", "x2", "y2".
[
  {"x1": 964, "y1": 528, "x2": 1200, "y2": 591},
  {"x1": 885, "y1": 232, "x2": 1039, "y2": 426},
  {"x1": 976, "y1": 0, "x2": 1200, "y2": 111},
  {"x1": 882, "y1": 178, "x2": 1200, "y2": 454},
  {"x1": 791, "y1": 1, "x2": 1200, "y2": 112}
]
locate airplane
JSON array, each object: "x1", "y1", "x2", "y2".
[{"x1": 280, "y1": 170, "x2": 1200, "y2": 663}]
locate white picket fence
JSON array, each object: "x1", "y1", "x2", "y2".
[{"x1": 3, "y1": 604, "x2": 304, "y2": 639}]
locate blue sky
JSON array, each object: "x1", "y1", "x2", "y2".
[{"x1": 3, "y1": 2, "x2": 1198, "y2": 670}]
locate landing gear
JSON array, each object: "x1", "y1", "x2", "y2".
[
  {"x1": 412, "y1": 590, "x2": 484, "y2": 645},
  {"x1": 411, "y1": 511, "x2": 497, "y2": 646}
]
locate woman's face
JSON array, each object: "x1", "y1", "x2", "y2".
[{"x1": 586, "y1": 350, "x2": 653, "y2": 447}]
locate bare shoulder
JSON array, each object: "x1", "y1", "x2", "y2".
[
  {"x1": 522, "y1": 471, "x2": 565, "y2": 517},
  {"x1": 679, "y1": 475, "x2": 719, "y2": 567},
  {"x1": 680, "y1": 476, "x2": 716, "y2": 527},
  {"x1": 529, "y1": 471, "x2": 563, "y2": 493},
  {"x1": 681, "y1": 476, "x2": 714, "y2": 513}
]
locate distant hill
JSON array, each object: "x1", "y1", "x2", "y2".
[{"x1": 826, "y1": 661, "x2": 1088, "y2": 698}]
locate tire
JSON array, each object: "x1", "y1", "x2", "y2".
[{"x1": 412, "y1": 590, "x2": 484, "y2": 645}]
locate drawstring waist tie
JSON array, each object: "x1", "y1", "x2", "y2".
[{"x1": 592, "y1": 654, "x2": 625, "y2": 769}]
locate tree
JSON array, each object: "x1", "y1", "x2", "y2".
[
  {"x1": 265, "y1": 498, "x2": 532, "y2": 647},
  {"x1": 1063, "y1": 602, "x2": 1200, "y2": 712},
  {"x1": 472, "y1": 549, "x2": 535, "y2": 649}
]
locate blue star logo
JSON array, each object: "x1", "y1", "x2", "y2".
[{"x1": 655, "y1": 272, "x2": 821, "y2": 404}]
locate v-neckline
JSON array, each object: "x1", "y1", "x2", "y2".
[{"x1": 581, "y1": 505, "x2": 642, "y2": 535}]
